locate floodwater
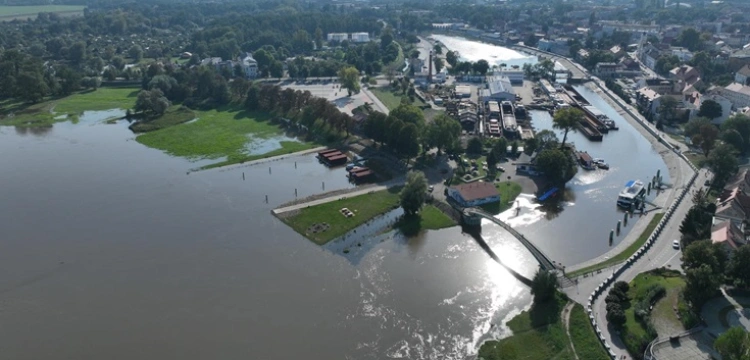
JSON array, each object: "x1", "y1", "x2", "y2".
[
  {"x1": 0, "y1": 113, "x2": 534, "y2": 360},
  {"x1": 522, "y1": 84, "x2": 670, "y2": 266},
  {"x1": 430, "y1": 34, "x2": 538, "y2": 68}
]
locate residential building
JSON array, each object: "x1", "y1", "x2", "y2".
[
  {"x1": 577, "y1": 49, "x2": 590, "y2": 62},
  {"x1": 729, "y1": 47, "x2": 750, "y2": 71},
  {"x1": 600, "y1": 21, "x2": 660, "y2": 35},
  {"x1": 717, "y1": 83, "x2": 750, "y2": 110},
  {"x1": 711, "y1": 221, "x2": 746, "y2": 252},
  {"x1": 447, "y1": 182, "x2": 500, "y2": 207},
  {"x1": 734, "y1": 64, "x2": 750, "y2": 85},
  {"x1": 635, "y1": 87, "x2": 662, "y2": 116},
  {"x1": 610, "y1": 45, "x2": 625, "y2": 59},
  {"x1": 350, "y1": 32, "x2": 370, "y2": 43},
  {"x1": 671, "y1": 47, "x2": 694, "y2": 62},
  {"x1": 327, "y1": 33, "x2": 348, "y2": 42},
  {"x1": 595, "y1": 62, "x2": 619, "y2": 78},
  {"x1": 639, "y1": 44, "x2": 662, "y2": 71},
  {"x1": 712, "y1": 169, "x2": 750, "y2": 251},
  {"x1": 669, "y1": 65, "x2": 703, "y2": 94},
  {"x1": 479, "y1": 76, "x2": 515, "y2": 104},
  {"x1": 200, "y1": 57, "x2": 231, "y2": 73},
  {"x1": 238, "y1": 52, "x2": 258, "y2": 79}
]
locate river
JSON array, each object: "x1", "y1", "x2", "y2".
[
  {"x1": 430, "y1": 34, "x2": 537, "y2": 68},
  {"x1": 1, "y1": 38, "x2": 670, "y2": 360},
  {"x1": 0, "y1": 112, "x2": 534, "y2": 360}
]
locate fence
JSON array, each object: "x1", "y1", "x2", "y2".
[{"x1": 583, "y1": 80, "x2": 699, "y2": 359}]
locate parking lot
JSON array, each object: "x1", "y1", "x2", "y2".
[{"x1": 281, "y1": 81, "x2": 389, "y2": 115}]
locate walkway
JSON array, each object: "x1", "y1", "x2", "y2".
[
  {"x1": 362, "y1": 86, "x2": 390, "y2": 115},
  {"x1": 563, "y1": 302, "x2": 580, "y2": 360},
  {"x1": 464, "y1": 207, "x2": 559, "y2": 272},
  {"x1": 272, "y1": 178, "x2": 403, "y2": 215}
]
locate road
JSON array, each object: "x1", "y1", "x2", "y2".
[{"x1": 567, "y1": 169, "x2": 710, "y2": 359}]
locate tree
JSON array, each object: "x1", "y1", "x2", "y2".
[
  {"x1": 707, "y1": 144, "x2": 739, "y2": 186},
  {"x1": 606, "y1": 303, "x2": 627, "y2": 329},
  {"x1": 684, "y1": 264, "x2": 720, "y2": 310},
  {"x1": 434, "y1": 57, "x2": 444, "y2": 74},
  {"x1": 396, "y1": 123, "x2": 420, "y2": 161},
  {"x1": 69, "y1": 41, "x2": 86, "y2": 65},
  {"x1": 245, "y1": 84, "x2": 260, "y2": 111},
  {"x1": 658, "y1": 96, "x2": 679, "y2": 124},
  {"x1": 553, "y1": 107, "x2": 583, "y2": 148},
  {"x1": 692, "y1": 124, "x2": 719, "y2": 156},
  {"x1": 684, "y1": 117, "x2": 711, "y2": 137},
  {"x1": 536, "y1": 148, "x2": 575, "y2": 184},
  {"x1": 16, "y1": 71, "x2": 49, "y2": 103},
  {"x1": 433, "y1": 44, "x2": 442, "y2": 55},
  {"x1": 655, "y1": 55, "x2": 680, "y2": 76},
  {"x1": 723, "y1": 114, "x2": 750, "y2": 152},
  {"x1": 467, "y1": 137, "x2": 483, "y2": 154},
  {"x1": 337, "y1": 66, "x2": 360, "y2": 96},
  {"x1": 492, "y1": 137, "x2": 509, "y2": 159},
  {"x1": 473, "y1": 59, "x2": 490, "y2": 75},
  {"x1": 390, "y1": 103, "x2": 424, "y2": 128},
  {"x1": 56, "y1": 65, "x2": 81, "y2": 96},
  {"x1": 445, "y1": 50, "x2": 459, "y2": 67},
  {"x1": 714, "y1": 326, "x2": 750, "y2": 360},
  {"x1": 698, "y1": 99, "x2": 723, "y2": 120},
  {"x1": 536, "y1": 129, "x2": 559, "y2": 150},
  {"x1": 486, "y1": 150, "x2": 498, "y2": 174},
  {"x1": 530, "y1": 270, "x2": 558, "y2": 305},
  {"x1": 678, "y1": 27, "x2": 703, "y2": 52},
  {"x1": 80, "y1": 76, "x2": 101, "y2": 90},
  {"x1": 682, "y1": 240, "x2": 727, "y2": 274},
  {"x1": 426, "y1": 114, "x2": 461, "y2": 153},
  {"x1": 400, "y1": 171, "x2": 428, "y2": 216},
  {"x1": 135, "y1": 89, "x2": 170, "y2": 117},
  {"x1": 722, "y1": 129, "x2": 745, "y2": 154},
  {"x1": 128, "y1": 45, "x2": 143, "y2": 63},
  {"x1": 380, "y1": 29, "x2": 394, "y2": 50},
  {"x1": 727, "y1": 245, "x2": 750, "y2": 288}
]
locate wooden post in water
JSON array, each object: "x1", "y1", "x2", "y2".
[
  {"x1": 322, "y1": 181, "x2": 325, "y2": 190},
  {"x1": 295, "y1": 161, "x2": 297, "y2": 169},
  {"x1": 269, "y1": 167, "x2": 272, "y2": 174},
  {"x1": 295, "y1": 188, "x2": 298, "y2": 197},
  {"x1": 242, "y1": 172, "x2": 245, "y2": 181},
  {"x1": 265, "y1": 195, "x2": 268, "y2": 203}
]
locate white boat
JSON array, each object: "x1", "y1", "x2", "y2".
[{"x1": 617, "y1": 180, "x2": 645, "y2": 208}]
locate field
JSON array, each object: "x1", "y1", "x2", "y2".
[
  {"x1": 569, "y1": 304, "x2": 610, "y2": 360},
  {"x1": 129, "y1": 106, "x2": 197, "y2": 132},
  {"x1": 0, "y1": 87, "x2": 138, "y2": 127},
  {"x1": 0, "y1": 5, "x2": 85, "y2": 21},
  {"x1": 135, "y1": 107, "x2": 317, "y2": 169},
  {"x1": 281, "y1": 188, "x2": 402, "y2": 245},
  {"x1": 478, "y1": 294, "x2": 575, "y2": 360},
  {"x1": 369, "y1": 86, "x2": 427, "y2": 110},
  {"x1": 568, "y1": 213, "x2": 664, "y2": 278}
]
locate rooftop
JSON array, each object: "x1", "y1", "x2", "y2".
[
  {"x1": 452, "y1": 182, "x2": 498, "y2": 202},
  {"x1": 725, "y1": 82, "x2": 750, "y2": 96},
  {"x1": 486, "y1": 76, "x2": 514, "y2": 95}
]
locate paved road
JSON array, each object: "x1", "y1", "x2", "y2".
[{"x1": 582, "y1": 169, "x2": 709, "y2": 359}]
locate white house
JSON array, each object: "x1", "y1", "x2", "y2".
[
  {"x1": 350, "y1": 32, "x2": 370, "y2": 43},
  {"x1": 327, "y1": 33, "x2": 348, "y2": 42},
  {"x1": 447, "y1": 182, "x2": 500, "y2": 207},
  {"x1": 238, "y1": 52, "x2": 258, "y2": 79}
]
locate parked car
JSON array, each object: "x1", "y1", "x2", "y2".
[
  {"x1": 428, "y1": 185, "x2": 434, "y2": 193},
  {"x1": 672, "y1": 240, "x2": 680, "y2": 249}
]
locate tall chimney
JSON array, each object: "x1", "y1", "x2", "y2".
[{"x1": 428, "y1": 51, "x2": 433, "y2": 83}]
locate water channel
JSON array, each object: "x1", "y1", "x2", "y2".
[{"x1": 0, "y1": 37, "x2": 669, "y2": 360}]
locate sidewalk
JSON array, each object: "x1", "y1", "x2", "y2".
[
  {"x1": 362, "y1": 87, "x2": 390, "y2": 115},
  {"x1": 272, "y1": 178, "x2": 403, "y2": 215}
]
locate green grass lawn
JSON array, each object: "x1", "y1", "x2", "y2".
[
  {"x1": 685, "y1": 152, "x2": 707, "y2": 168},
  {"x1": 478, "y1": 294, "x2": 574, "y2": 360},
  {"x1": 0, "y1": 87, "x2": 138, "y2": 127},
  {"x1": 282, "y1": 188, "x2": 402, "y2": 245},
  {"x1": 395, "y1": 204, "x2": 456, "y2": 235},
  {"x1": 569, "y1": 304, "x2": 610, "y2": 360},
  {"x1": 480, "y1": 181, "x2": 523, "y2": 215},
  {"x1": 369, "y1": 86, "x2": 427, "y2": 110},
  {"x1": 568, "y1": 213, "x2": 664, "y2": 278},
  {"x1": 135, "y1": 107, "x2": 317, "y2": 168},
  {"x1": 622, "y1": 269, "x2": 686, "y2": 355},
  {"x1": 0, "y1": 5, "x2": 85, "y2": 17}
]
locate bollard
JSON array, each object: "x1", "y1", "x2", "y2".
[
  {"x1": 623, "y1": 212, "x2": 628, "y2": 226},
  {"x1": 609, "y1": 229, "x2": 614, "y2": 243},
  {"x1": 617, "y1": 220, "x2": 621, "y2": 233}
]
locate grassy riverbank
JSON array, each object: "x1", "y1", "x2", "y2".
[
  {"x1": 282, "y1": 188, "x2": 402, "y2": 245},
  {"x1": 569, "y1": 304, "x2": 610, "y2": 360},
  {"x1": 478, "y1": 294, "x2": 575, "y2": 360},
  {"x1": 135, "y1": 107, "x2": 317, "y2": 169},
  {"x1": 0, "y1": 87, "x2": 138, "y2": 127},
  {"x1": 568, "y1": 213, "x2": 664, "y2": 278},
  {"x1": 129, "y1": 107, "x2": 197, "y2": 132},
  {"x1": 394, "y1": 204, "x2": 456, "y2": 235},
  {"x1": 480, "y1": 181, "x2": 523, "y2": 215}
]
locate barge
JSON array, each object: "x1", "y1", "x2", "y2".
[{"x1": 617, "y1": 180, "x2": 646, "y2": 208}]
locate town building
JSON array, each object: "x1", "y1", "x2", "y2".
[
  {"x1": 595, "y1": 62, "x2": 619, "y2": 78},
  {"x1": 685, "y1": 92, "x2": 732, "y2": 124},
  {"x1": 716, "y1": 82, "x2": 750, "y2": 110},
  {"x1": 712, "y1": 169, "x2": 750, "y2": 251},
  {"x1": 670, "y1": 47, "x2": 694, "y2": 62},
  {"x1": 495, "y1": 68, "x2": 524, "y2": 84},
  {"x1": 639, "y1": 44, "x2": 663, "y2": 71},
  {"x1": 610, "y1": 45, "x2": 625, "y2": 59},
  {"x1": 350, "y1": 32, "x2": 370, "y2": 43},
  {"x1": 447, "y1": 182, "x2": 500, "y2": 207},
  {"x1": 734, "y1": 64, "x2": 750, "y2": 85},
  {"x1": 479, "y1": 76, "x2": 515, "y2": 104},
  {"x1": 327, "y1": 33, "x2": 348, "y2": 43},
  {"x1": 635, "y1": 87, "x2": 662, "y2": 116},
  {"x1": 669, "y1": 65, "x2": 703, "y2": 94}
]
